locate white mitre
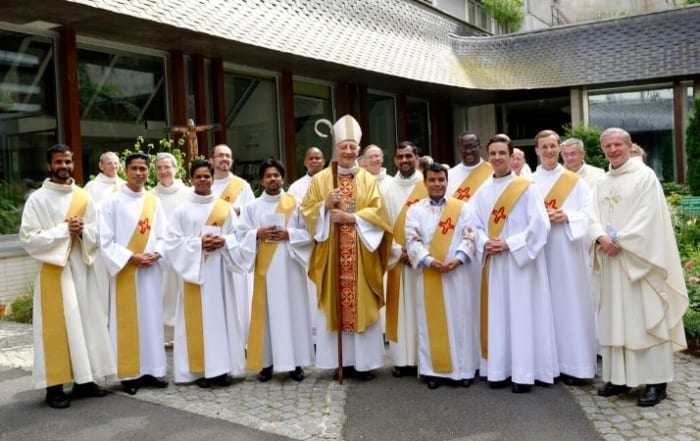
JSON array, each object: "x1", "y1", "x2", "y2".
[{"x1": 333, "y1": 115, "x2": 362, "y2": 145}]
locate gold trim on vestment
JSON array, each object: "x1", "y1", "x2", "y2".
[
  {"x1": 452, "y1": 162, "x2": 492, "y2": 201},
  {"x1": 543, "y1": 169, "x2": 578, "y2": 210}
]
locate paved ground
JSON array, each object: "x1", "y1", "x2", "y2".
[{"x1": 1, "y1": 320, "x2": 698, "y2": 441}]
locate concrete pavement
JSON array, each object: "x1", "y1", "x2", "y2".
[{"x1": 1, "y1": 320, "x2": 698, "y2": 441}]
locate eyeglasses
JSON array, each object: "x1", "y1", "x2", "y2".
[
  {"x1": 561, "y1": 151, "x2": 581, "y2": 158},
  {"x1": 459, "y1": 144, "x2": 480, "y2": 151}
]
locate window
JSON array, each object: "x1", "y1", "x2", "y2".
[
  {"x1": 77, "y1": 46, "x2": 167, "y2": 179},
  {"x1": 0, "y1": 29, "x2": 58, "y2": 234},
  {"x1": 406, "y1": 97, "x2": 431, "y2": 157},
  {"x1": 368, "y1": 91, "x2": 397, "y2": 174},
  {"x1": 224, "y1": 71, "x2": 280, "y2": 183},
  {"x1": 293, "y1": 80, "x2": 333, "y2": 178}
]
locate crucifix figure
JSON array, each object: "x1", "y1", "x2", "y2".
[{"x1": 170, "y1": 118, "x2": 218, "y2": 162}]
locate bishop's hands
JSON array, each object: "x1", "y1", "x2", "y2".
[
  {"x1": 256, "y1": 226, "x2": 289, "y2": 242},
  {"x1": 66, "y1": 216, "x2": 84, "y2": 238},
  {"x1": 484, "y1": 237, "x2": 508, "y2": 256},
  {"x1": 202, "y1": 233, "x2": 226, "y2": 251},
  {"x1": 129, "y1": 252, "x2": 161, "y2": 267},
  {"x1": 596, "y1": 234, "x2": 621, "y2": 257},
  {"x1": 547, "y1": 207, "x2": 568, "y2": 224}
]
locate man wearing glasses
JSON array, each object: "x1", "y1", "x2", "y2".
[{"x1": 560, "y1": 138, "x2": 606, "y2": 189}]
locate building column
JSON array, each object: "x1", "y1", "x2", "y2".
[
  {"x1": 211, "y1": 58, "x2": 226, "y2": 146},
  {"x1": 58, "y1": 27, "x2": 83, "y2": 183},
  {"x1": 281, "y1": 71, "x2": 297, "y2": 180},
  {"x1": 169, "y1": 50, "x2": 187, "y2": 131},
  {"x1": 191, "y1": 54, "x2": 208, "y2": 157},
  {"x1": 569, "y1": 87, "x2": 586, "y2": 127},
  {"x1": 673, "y1": 81, "x2": 686, "y2": 182},
  {"x1": 396, "y1": 93, "x2": 407, "y2": 142}
]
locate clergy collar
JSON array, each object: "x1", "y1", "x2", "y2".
[
  {"x1": 337, "y1": 163, "x2": 359, "y2": 176},
  {"x1": 43, "y1": 178, "x2": 74, "y2": 192},
  {"x1": 262, "y1": 191, "x2": 283, "y2": 202},
  {"x1": 492, "y1": 171, "x2": 514, "y2": 182},
  {"x1": 428, "y1": 196, "x2": 447, "y2": 206},
  {"x1": 608, "y1": 157, "x2": 641, "y2": 176},
  {"x1": 189, "y1": 191, "x2": 215, "y2": 204}
]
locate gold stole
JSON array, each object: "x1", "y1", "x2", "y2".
[
  {"x1": 385, "y1": 181, "x2": 427, "y2": 342},
  {"x1": 219, "y1": 176, "x2": 244, "y2": 203},
  {"x1": 543, "y1": 169, "x2": 578, "y2": 210},
  {"x1": 479, "y1": 177, "x2": 530, "y2": 359},
  {"x1": 40, "y1": 186, "x2": 88, "y2": 387},
  {"x1": 452, "y1": 161, "x2": 492, "y2": 201},
  {"x1": 247, "y1": 193, "x2": 297, "y2": 371},
  {"x1": 423, "y1": 198, "x2": 464, "y2": 373},
  {"x1": 115, "y1": 193, "x2": 157, "y2": 378},
  {"x1": 182, "y1": 199, "x2": 232, "y2": 374}
]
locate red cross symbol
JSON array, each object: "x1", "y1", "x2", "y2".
[
  {"x1": 455, "y1": 187, "x2": 471, "y2": 201},
  {"x1": 223, "y1": 195, "x2": 231, "y2": 202},
  {"x1": 492, "y1": 207, "x2": 506, "y2": 224},
  {"x1": 545, "y1": 199, "x2": 558, "y2": 209},
  {"x1": 439, "y1": 217, "x2": 456, "y2": 234},
  {"x1": 138, "y1": 217, "x2": 151, "y2": 234},
  {"x1": 406, "y1": 198, "x2": 420, "y2": 207}
]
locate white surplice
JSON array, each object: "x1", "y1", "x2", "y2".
[
  {"x1": 383, "y1": 170, "x2": 423, "y2": 368},
  {"x1": 469, "y1": 172, "x2": 559, "y2": 385},
  {"x1": 212, "y1": 172, "x2": 256, "y2": 342},
  {"x1": 238, "y1": 191, "x2": 314, "y2": 372},
  {"x1": 151, "y1": 180, "x2": 190, "y2": 329},
  {"x1": 165, "y1": 192, "x2": 250, "y2": 382},
  {"x1": 405, "y1": 198, "x2": 478, "y2": 380},
  {"x1": 532, "y1": 165, "x2": 597, "y2": 379},
  {"x1": 287, "y1": 174, "x2": 312, "y2": 200},
  {"x1": 590, "y1": 158, "x2": 688, "y2": 387},
  {"x1": 100, "y1": 186, "x2": 168, "y2": 380},
  {"x1": 20, "y1": 179, "x2": 116, "y2": 388}
]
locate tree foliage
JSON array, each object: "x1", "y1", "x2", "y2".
[
  {"x1": 481, "y1": 0, "x2": 524, "y2": 32},
  {"x1": 561, "y1": 123, "x2": 608, "y2": 170},
  {"x1": 686, "y1": 96, "x2": 700, "y2": 195}
]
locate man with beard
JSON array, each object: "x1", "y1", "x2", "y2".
[
  {"x1": 20, "y1": 144, "x2": 115, "y2": 408},
  {"x1": 100, "y1": 152, "x2": 169, "y2": 395},
  {"x1": 165, "y1": 160, "x2": 250, "y2": 387},
  {"x1": 238, "y1": 159, "x2": 314, "y2": 382},
  {"x1": 382, "y1": 141, "x2": 426, "y2": 378}
]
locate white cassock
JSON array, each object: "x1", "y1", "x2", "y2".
[
  {"x1": 238, "y1": 191, "x2": 314, "y2": 372},
  {"x1": 383, "y1": 171, "x2": 423, "y2": 368},
  {"x1": 165, "y1": 192, "x2": 250, "y2": 382},
  {"x1": 151, "y1": 180, "x2": 190, "y2": 330},
  {"x1": 100, "y1": 186, "x2": 168, "y2": 380},
  {"x1": 405, "y1": 198, "x2": 478, "y2": 380},
  {"x1": 20, "y1": 179, "x2": 116, "y2": 388},
  {"x1": 373, "y1": 168, "x2": 394, "y2": 196},
  {"x1": 590, "y1": 158, "x2": 688, "y2": 387},
  {"x1": 84, "y1": 172, "x2": 124, "y2": 319},
  {"x1": 470, "y1": 173, "x2": 559, "y2": 385},
  {"x1": 532, "y1": 165, "x2": 597, "y2": 379},
  {"x1": 212, "y1": 172, "x2": 256, "y2": 342},
  {"x1": 287, "y1": 173, "x2": 319, "y2": 343}
]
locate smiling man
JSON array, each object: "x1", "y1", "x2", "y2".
[
  {"x1": 532, "y1": 130, "x2": 596, "y2": 387},
  {"x1": 591, "y1": 128, "x2": 688, "y2": 407},
  {"x1": 20, "y1": 144, "x2": 116, "y2": 408},
  {"x1": 560, "y1": 138, "x2": 606, "y2": 190},
  {"x1": 100, "y1": 152, "x2": 169, "y2": 395},
  {"x1": 468, "y1": 134, "x2": 558, "y2": 394},
  {"x1": 301, "y1": 115, "x2": 392, "y2": 380},
  {"x1": 238, "y1": 159, "x2": 314, "y2": 383},
  {"x1": 447, "y1": 131, "x2": 493, "y2": 201}
]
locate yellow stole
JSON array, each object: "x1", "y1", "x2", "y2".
[
  {"x1": 480, "y1": 177, "x2": 530, "y2": 359},
  {"x1": 40, "y1": 186, "x2": 88, "y2": 387},
  {"x1": 385, "y1": 181, "x2": 427, "y2": 342},
  {"x1": 423, "y1": 197, "x2": 464, "y2": 373},
  {"x1": 182, "y1": 198, "x2": 232, "y2": 374},
  {"x1": 115, "y1": 193, "x2": 157, "y2": 378},
  {"x1": 247, "y1": 193, "x2": 297, "y2": 371},
  {"x1": 452, "y1": 161, "x2": 492, "y2": 201},
  {"x1": 543, "y1": 169, "x2": 579, "y2": 210},
  {"x1": 219, "y1": 175, "x2": 245, "y2": 203}
]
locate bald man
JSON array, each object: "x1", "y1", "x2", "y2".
[{"x1": 288, "y1": 147, "x2": 325, "y2": 199}]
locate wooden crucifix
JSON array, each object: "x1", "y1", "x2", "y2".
[{"x1": 169, "y1": 118, "x2": 220, "y2": 164}]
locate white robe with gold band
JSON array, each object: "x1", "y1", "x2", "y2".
[
  {"x1": 165, "y1": 192, "x2": 250, "y2": 382},
  {"x1": 238, "y1": 192, "x2": 314, "y2": 372},
  {"x1": 469, "y1": 173, "x2": 559, "y2": 385},
  {"x1": 405, "y1": 198, "x2": 478, "y2": 380},
  {"x1": 533, "y1": 165, "x2": 597, "y2": 379},
  {"x1": 20, "y1": 179, "x2": 116, "y2": 388},
  {"x1": 100, "y1": 186, "x2": 168, "y2": 380}
]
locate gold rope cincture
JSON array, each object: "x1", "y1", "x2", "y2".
[{"x1": 41, "y1": 186, "x2": 88, "y2": 386}]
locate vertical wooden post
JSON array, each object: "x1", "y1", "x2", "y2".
[
  {"x1": 169, "y1": 50, "x2": 187, "y2": 139},
  {"x1": 191, "y1": 54, "x2": 208, "y2": 157},
  {"x1": 58, "y1": 27, "x2": 83, "y2": 183},
  {"x1": 281, "y1": 71, "x2": 297, "y2": 180},
  {"x1": 211, "y1": 58, "x2": 227, "y2": 146}
]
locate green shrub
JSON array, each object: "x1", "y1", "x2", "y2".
[
  {"x1": 113, "y1": 137, "x2": 189, "y2": 189},
  {"x1": 481, "y1": 0, "x2": 524, "y2": 32},
  {"x1": 684, "y1": 310, "x2": 700, "y2": 338},
  {"x1": 4, "y1": 287, "x2": 33, "y2": 324},
  {"x1": 663, "y1": 182, "x2": 691, "y2": 197},
  {"x1": 685, "y1": 96, "x2": 700, "y2": 195},
  {"x1": 561, "y1": 123, "x2": 608, "y2": 170}
]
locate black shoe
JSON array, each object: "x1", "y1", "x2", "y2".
[
  {"x1": 637, "y1": 383, "x2": 667, "y2": 407},
  {"x1": 489, "y1": 378, "x2": 511, "y2": 389},
  {"x1": 354, "y1": 369, "x2": 376, "y2": 381},
  {"x1": 458, "y1": 378, "x2": 474, "y2": 388},
  {"x1": 140, "y1": 375, "x2": 169, "y2": 388},
  {"x1": 597, "y1": 382, "x2": 630, "y2": 397},
  {"x1": 211, "y1": 374, "x2": 233, "y2": 387},
  {"x1": 511, "y1": 383, "x2": 533, "y2": 394},
  {"x1": 257, "y1": 366, "x2": 273, "y2": 382},
  {"x1": 121, "y1": 380, "x2": 139, "y2": 395},
  {"x1": 71, "y1": 382, "x2": 108, "y2": 398},
  {"x1": 45, "y1": 385, "x2": 70, "y2": 409},
  {"x1": 426, "y1": 377, "x2": 441, "y2": 390},
  {"x1": 392, "y1": 366, "x2": 417, "y2": 378},
  {"x1": 561, "y1": 374, "x2": 591, "y2": 386},
  {"x1": 332, "y1": 366, "x2": 357, "y2": 381},
  {"x1": 195, "y1": 377, "x2": 211, "y2": 388},
  {"x1": 289, "y1": 367, "x2": 305, "y2": 382}
]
